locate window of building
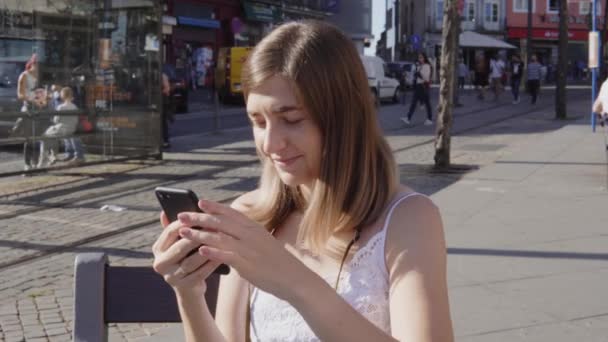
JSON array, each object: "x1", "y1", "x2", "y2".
[
  {"x1": 580, "y1": 1, "x2": 601, "y2": 15},
  {"x1": 548, "y1": 0, "x2": 558, "y2": 12},
  {"x1": 466, "y1": 0, "x2": 475, "y2": 22},
  {"x1": 485, "y1": 2, "x2": 498, "y2": 22},
  {"x1": 386, "y1": 7, "x2": 393, "y2": 29},
  {"x1": 513, "y1": 0, "x2": 535, "y2": 13},
  {"x1": 437, "y1": 1, "x2": 444, "y2": 21}
]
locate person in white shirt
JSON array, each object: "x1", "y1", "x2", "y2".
[
  {"x1": 489, "y1": 54, "x2": 505, "y2": 101},
  {"x1": 593, "y1": 77, "x2": 608, "y2": 125},
  {"x1": 152, "y1": 20, "x2": 453, "y2": 342}
]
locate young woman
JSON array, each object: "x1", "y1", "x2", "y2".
[
  {"x1": 152, "y1": 20, "x2": 453, "y2": 342},
  {"x1": 400, "y1": 53, "x2": 433, "y2": 126}
]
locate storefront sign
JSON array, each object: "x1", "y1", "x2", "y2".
[
  {"x1": 508, "y1": 27, "x2": 589, "y2": 41},
  {"x1": 177, "y1": 16, "x2": 220, "y2": 29},
  {"x1": 243, "y1": 1, "x2": 281, "y2": 23}
]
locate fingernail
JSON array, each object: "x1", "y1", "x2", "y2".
[
  {"x1": 179, "y1": 228, "x2": 191, "y2": 238},
  {"x1": 199, "y1": 246, "x2": 210, "y2": 256},
  {"x1": 177, "y1": 213, "x2": 188, "y2": 222}
]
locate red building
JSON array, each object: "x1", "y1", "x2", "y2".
[{"x1": 506, "y1": 0, "x2": 605, "y2": 67}]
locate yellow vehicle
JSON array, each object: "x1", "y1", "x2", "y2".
[{"x1": 215, "y1": 46, "x2": 252, "y2": 103}]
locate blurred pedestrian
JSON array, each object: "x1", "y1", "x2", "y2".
[
  {"x1": 38, "y1": 87, "x2": 84, "y2": 167},
  {"x1": 458, "y1": 59, "x2": 468, "y2": 90},
  {"x1": 161, "y1": 67, "x2": 173, "y2": 148},
  {"x1": 510, "y1": 54, "x2": 523, "y2": 104},
  {"x1": 489, "y1": 54, "x2": 505, "y2": 101},
  {"x1": 16, "y1": 53, "x2": 46, "y2": 172},
  {"x1": 527, "y1": 55, "x2": 542, "y2": 105},
  {"x1": 401, "y1": 52, "x2": 433, "y2": 126},
  {"x1": 474, "y1": 54, "x2": 488, "y2": 100}
]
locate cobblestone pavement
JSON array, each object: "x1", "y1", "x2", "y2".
[{"x1": 0, "y1": 89, "x2": 591, "y2": 341}]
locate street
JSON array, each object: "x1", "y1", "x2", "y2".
[{"x1": 1, "y1": 88, "x2": 607, "y2": 342}]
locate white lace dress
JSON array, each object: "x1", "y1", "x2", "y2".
[{"x1": 249, "y1": 193, "x2": 423, "y2": 341}]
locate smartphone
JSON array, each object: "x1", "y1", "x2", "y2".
[{"x1": 154, "y1": 186, "x2": 230, "y2": 275}]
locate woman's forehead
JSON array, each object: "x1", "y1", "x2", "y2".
[{"x1": 246, "y1": 76, "x2": 300, "y2": 112}]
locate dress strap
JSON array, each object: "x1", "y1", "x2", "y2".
[{"x1": 380, "y1": 192, "x2": 424, "y2": 234}]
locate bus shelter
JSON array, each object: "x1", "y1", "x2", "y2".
[{"x1": 0, "y1": 0, "x2": 163, "y2": 176}]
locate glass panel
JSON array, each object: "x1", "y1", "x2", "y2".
[
  {"x1": 1, "y1": 0, "x2": 162, "y2": 174},
  {"x1": 437, "y1": 1, "x2": 444, "y2": 21}
]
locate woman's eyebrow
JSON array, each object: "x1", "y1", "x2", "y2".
[{"x1": 272, "y1": 105, "x2": 300, "y2": 113}]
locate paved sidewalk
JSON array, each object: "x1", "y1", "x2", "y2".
[{"x1": 0, "y1": 90, "x2": 606, "y2": 341}]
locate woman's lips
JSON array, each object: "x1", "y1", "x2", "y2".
[{"x1": 273, "y1": 155, "x2": 302, "y2": 168}]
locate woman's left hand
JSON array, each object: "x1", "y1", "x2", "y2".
[{"x1": 177, "y1": 199, "x2": 311, "y2": 301}]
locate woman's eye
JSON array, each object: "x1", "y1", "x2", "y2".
[
  {"x1": 283, "y1": 118, "x2": 303, "y2": 125},
  {"x1": 251, "y1": 119, "x2": 266, "y2": 128}
]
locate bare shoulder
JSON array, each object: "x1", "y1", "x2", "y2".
[
  {"x1": 384, "y1": 192, "x2": 445, "y2": 272},
  {"x1": 230, "y1": 189, "x2": 261, "y2": 212}
]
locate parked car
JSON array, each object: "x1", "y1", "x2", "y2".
[
  {"x1": 387, "y1": 61, "x2": 414, "y2": 89},
  {"x1": 163, "y1": 64, "x2": 189, "y2": 113},
  {"x1": 360, "y1": 55, "x2": 401, "y2": 104}
]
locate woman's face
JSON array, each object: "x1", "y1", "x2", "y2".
[
  {"x1": 418, "y1": 54, "x2": 424, "y2": 63},
  {"x1": 247, "y1": 75, "x2": 322, "y2": 188}
]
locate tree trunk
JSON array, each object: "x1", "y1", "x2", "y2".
[
  {"x1": 434, "y1": 0, "x2": 460, "y2": 168},
  {"x1": 556, "y1": 0, "x2": 568, "y2": 119}
]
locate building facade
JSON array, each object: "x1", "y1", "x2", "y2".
[
  {"x1": 162, "y1": 0, "x2": 331, "y2": 89},
  {"x1": 326, "y1": 0, "x2": 372, "y2": 54},
  {"x1": 506, "y1": 0, "x2": 606, "y2": 67},
  {"x1": 427, "y1": 0, "x2": 508, "y2": 59}
]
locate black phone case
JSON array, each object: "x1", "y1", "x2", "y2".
[{"x1": 154, "y1": 187, "x2": 230, "y2": 275}]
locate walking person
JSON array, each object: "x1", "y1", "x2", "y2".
[
  {"x1": 510, "y1": 54, "x2": 523, "y2": 104},
  {"x1": 458, "y1": 58, "x2": 468, "y2": 90},
  {"x1": 152, "y1": 20, "x2": 453, "y2": 342},
  {"x1": 474, "y1": 54, "x2": 489, "y2": 100},
  {"x1": 527, "y1": 54, "x2": 542, "y2": 105},
  {"x1": 400, "y1": 53, "x2": 433, "y2": 126},
  {"x1": 489, "y1": 54, "x2": 505, "y2": 101}
]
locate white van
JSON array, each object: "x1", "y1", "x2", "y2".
[{"x1": 360, "y1": 55, "x2": 401, "y2": 104}]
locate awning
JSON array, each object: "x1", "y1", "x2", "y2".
[
  {"x1": 243, "y1": 1, "x2": 281, "y2": 23},
  {"x1": 177, "y1": 16, "x2": 220, "y2": 29},
  {"x1": 459, "y1": 31, "x2": 517, "y2": 49}
]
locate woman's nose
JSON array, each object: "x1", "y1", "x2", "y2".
[{"x1": 262, "y1": 123, "x2": 287, "y2": 155}]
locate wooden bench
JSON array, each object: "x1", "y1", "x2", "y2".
[{"x1": 72, "y1": 253, "x2": 220, "y2": 342}]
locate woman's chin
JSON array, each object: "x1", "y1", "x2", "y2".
[{"x1": 276, "y1": 170, "x2": 307, "y2": 187}]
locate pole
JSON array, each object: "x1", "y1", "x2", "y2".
[
  {"x1": 592, "y1": 0, "x2": 600, "y2": 132},
  {"x1": 526, "y1": 0, "x2": 532, "y2": 64}
]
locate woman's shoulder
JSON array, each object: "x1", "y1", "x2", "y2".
[
  {"x1": 384, "y1": 189, "x2": 442, "y2": 248},
  {"x1": 383, "y1": 188, "x2": 445, "y2": 269},
  {"x1": 230, "y1": 189, "x2": 261, "y2": 213}
]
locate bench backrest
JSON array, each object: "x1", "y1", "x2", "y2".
[{"x1": 72, "y1": 253, "x2": 219, "y2": 342}]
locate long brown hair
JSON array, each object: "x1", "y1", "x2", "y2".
[{"x1": 242, "y1": 20, "x2": 398, "y2": 253}]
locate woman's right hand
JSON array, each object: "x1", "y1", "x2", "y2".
[{"x1": 152, "y1": 211, "x2": 221, "y2": 297}]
